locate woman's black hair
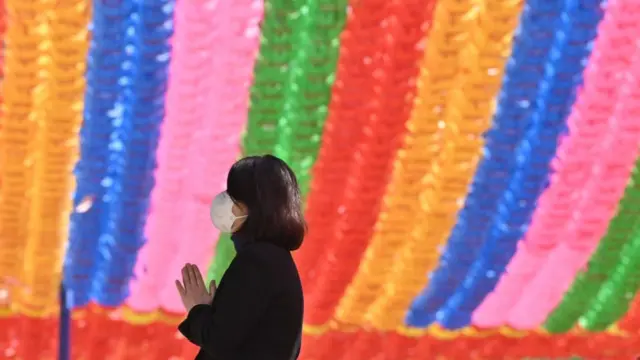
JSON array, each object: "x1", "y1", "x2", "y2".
[{"x1": 227, "y1": 154, "x2": 306, "y2": 251}]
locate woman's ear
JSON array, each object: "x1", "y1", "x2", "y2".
[
  {"x1": 230, "y1": 202, "x2": 248, "y2": 233},
  {"x1": 232, "y1": 201, "x2": 249, "y2": 217}
]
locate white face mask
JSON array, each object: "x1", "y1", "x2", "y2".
[{"x1": 210, "y1": 191, "x2": 247, "y2": 233}]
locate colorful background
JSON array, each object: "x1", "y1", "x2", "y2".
[{"x1": 1, "y1": 0, "x2": 640, "y2": 358}]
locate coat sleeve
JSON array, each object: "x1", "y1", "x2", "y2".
[{"x1": 177, "y1": 252, "x2": 272, "y2": 358}]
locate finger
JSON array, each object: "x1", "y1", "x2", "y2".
[
  {"x1": 175, "y1": 280, "x2": 186, "y2": 296},
  {"x1": 189, "y1": 264, "x2": 202, "y2": 288},
  {"x1": 182, "y1": 265, "x2": 191, "y2": 287},
  {"x1": 194, "y1": 265, "x2": 205, "y2": 287},
  {"x1": 208, "y1": 280, "x2": 217, "y2": 296},
  {"x1": 187, "y1": 264, "x2": 199, "y2": 287}
]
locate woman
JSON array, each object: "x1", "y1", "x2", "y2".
[{"x1": 175, "y1": 155, "x2": 305, "y2": 360}]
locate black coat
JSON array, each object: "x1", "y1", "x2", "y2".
[{"x1": 178, "y1": 241, "x2": 304, "y2": 360}]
